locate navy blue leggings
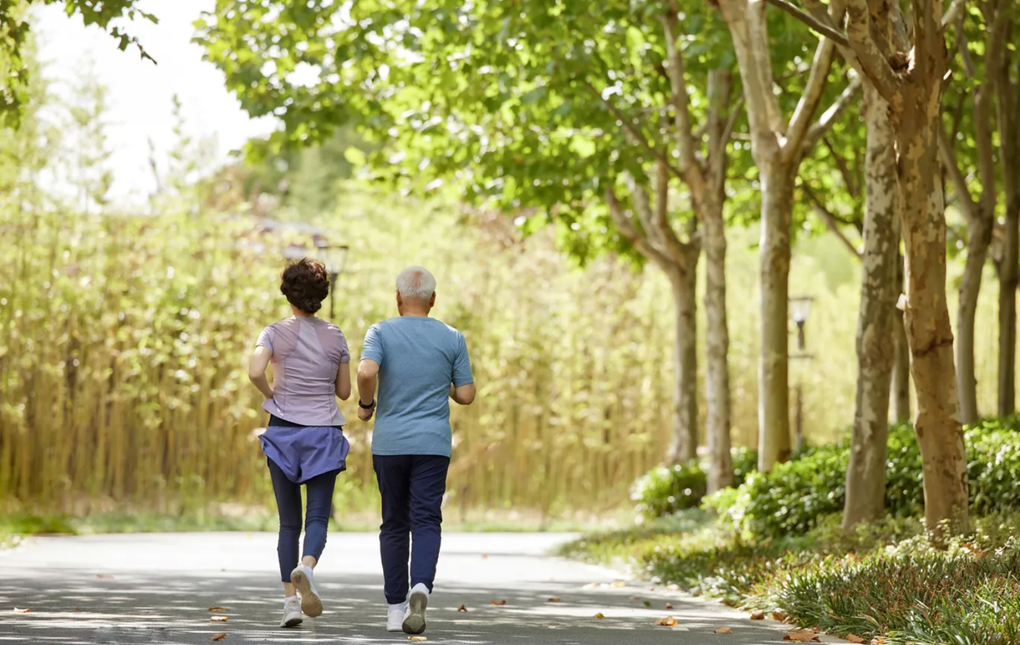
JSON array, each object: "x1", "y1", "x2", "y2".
[
  {"x1": 373, "y1": 454, "x2": 450, "y2": 604},
  {"x1": 267, "y1": 457, "x2": 338, "y2": 582}
]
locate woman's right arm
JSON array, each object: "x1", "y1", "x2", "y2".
[{"x1": 248, "y1": 346, "x2": 274, "y2": 400}]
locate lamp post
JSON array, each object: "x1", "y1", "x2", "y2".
[
  {"x1": 318, "y1": 243, "x2": 349, "y2": 320},
  {"x1": 789, "y1": 296, "x2": 814, "y2": 453}
]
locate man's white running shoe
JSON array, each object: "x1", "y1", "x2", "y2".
[
  {"x1": 280, "y1": 596, "x2": 303, "y2": 628},
  {"x1": 402, "y1": 583, "x2": 429, "y2": 635},
  {"x1": 387, "y1": 602, "x2": 408, "y2": 632},
  {"x1": 290, "y1": 565, "x2": 323, "y2": 618}
]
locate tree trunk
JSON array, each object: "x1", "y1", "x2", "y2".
[
  {"x1": 704, "y1": 201, "x2": 733, "y2": 491},
  {"x1": 956, "y1": 214, "x2": 993, "y2": 426},
  {"x1": 897, "y1": 78, "x2": 971, "y2": 536},
  {"x1": 668, "y1": 250, "x2": 700, "y2": 463},
  {"x1": 843, "y1": 82, "x2": 898, "y2": 530},
  {"x1": 891, "y1": 247, "x2": 911, "y2": 423},
  {"x1": 757, "y1": 164, "x2": 794, "y2": 472},
  {"x1": 1001, "y1": 196, "x2": 1020, "y2": 417}
]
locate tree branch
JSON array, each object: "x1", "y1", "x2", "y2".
[
  {"x1": 764, "y1": 0, "x2": 851, "y2": 46},
  {"x1": 748, "y1": 0, "x2": 785, "y2": 134},
  {"x1": 804, "y1": 74, "x2": 862, "y2": 152},
  {"x1": 586, "y1": 82, "x2": 686, "y2": 183},
  {"x1": 605, "y1": 186, "x2": 674, "y2": 269},
  {"x1": 843, "y1": 0, "x2": 902, "y2": 103},
  {"x1": 824, "y1": 136, "x2": 860, "y2": 200},
  {"x1": 661, "y1": 11, "x2": 705, "y2": 191},
  {"x1": 783, "y1": 20, "x2": 839, "y2": 159},
  {"x1": 707, "y1": 68, "x2": 734, "y2": 190},
  {"x1": 942, "y1": 0, "x2": 967, "y2": 28},
  {"x1": 803, "y1": 184, "x2": 863, "y2": 257},
  {"x1": 938, "y1": 126, "x2": 980, "y2": 224}
]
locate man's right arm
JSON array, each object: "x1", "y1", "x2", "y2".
[{"x1": 449, "y1": 332, "x2": 475, "y2": 405}]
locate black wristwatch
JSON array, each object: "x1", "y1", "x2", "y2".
[{"x1": 359, "y1": 399, "x2": 376, "y2": 410}]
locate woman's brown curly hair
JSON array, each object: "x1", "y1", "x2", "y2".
[{"x1": 281, "y1": 258, "x2": 330, "y2": 314}]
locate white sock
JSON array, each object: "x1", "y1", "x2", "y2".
[
  {"x1": 389, "y1": 602, "x2": 408, "y2": 611},
  {"x1": 284, "y1": 595, "x2": 298, "y2": 604}
]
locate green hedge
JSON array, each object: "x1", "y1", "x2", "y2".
[
  {"x1": 630, "y1": 447, "x2": 758, "y2": 521},
  {"x1": 632, "y1": 416, "x2": 1020, "y2": 538}
]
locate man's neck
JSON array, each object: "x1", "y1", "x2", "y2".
[{"x1": 400, "y1": 309, "x2": 430, "y2": 318}]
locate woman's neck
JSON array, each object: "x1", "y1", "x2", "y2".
[{"x1": 291, "y1": 305, "x2": 314, "y2": 318}]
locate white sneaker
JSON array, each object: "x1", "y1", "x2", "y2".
[
  {"x1": 290, "y1": 565, "x2": 323, "y2": 618},
  {"x1": 402, "y1": 583, "x2": 429, "y2": 635},
  {"x1": 280, "y1": 596, "x2": 303, "y2": 628},
  {"x1": 386, "y1": 602, "x2": 408, "y2": 632}
]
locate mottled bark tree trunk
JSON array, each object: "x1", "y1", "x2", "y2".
[
  {"x1": 956, "y1": 215, "x2": 993, "y2": 425},
  {"x1": 758, "y1": 165, "x2": 795, "y2": 470},
  {"x1": 668, "y1": 251, "x2": 700, "y2": 463},
  {"x1": 891, "y1": 248, "x2": 912, "y2": 423},
  {"x1": 1002, "y1": 200, "x2": 1020, "y2": 416},
  {"x1": 898, "y1": 83, "x2": 971, "y2": 536},
  {"x1": 703, "y1": 69, "x2": 733, "y2": 493},
  {"x1": 843, "y1": 82, "x2": 899, "y2": 530}
]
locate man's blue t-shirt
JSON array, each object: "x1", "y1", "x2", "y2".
[{"x1": 361, "y1": 316, "x2": 473, "y2": 457}]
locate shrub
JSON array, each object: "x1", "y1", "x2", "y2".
[
  {"x1": 632, "y1": 448, "x2": 759, "y2": 522},
  {"x1": 631, "y1": 461, "x2": 707, "y2": 521}
]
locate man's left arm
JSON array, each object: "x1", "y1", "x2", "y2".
[
  {"x1": 449, "y1": 333, "x2": 475, "y2": 405},
  {"x1": 357, "y1": 359, "x2": 380, "y2": 420}
]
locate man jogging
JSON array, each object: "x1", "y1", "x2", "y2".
[{"x1": 356, "y1": 266, "x2": 475, "y2": 635}]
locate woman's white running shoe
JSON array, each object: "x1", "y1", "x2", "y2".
[
  {"x1": 280, "y1": 596, "x2": 303, "y2": 628},
  {"x1": 402, "y1": 583, "x2": 429, "y2": 635},
  {"x1": 290, "y1": 565, "x2": 323, "y2": 618},
  {"x1": 387, "y1": 603, "x2": 408, "y2": 632}
]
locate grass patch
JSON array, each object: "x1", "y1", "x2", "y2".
[{"x1": 561, "y1": 512, "x2": 1020, "y2": 644}]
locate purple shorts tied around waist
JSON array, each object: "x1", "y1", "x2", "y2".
[{"x1": 259, "y1": 424, "x2": 350, "y2": 484}]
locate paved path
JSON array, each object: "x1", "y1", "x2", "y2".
[{"x1": 0, "y1": 532, "x2": 820, "y2": 644}]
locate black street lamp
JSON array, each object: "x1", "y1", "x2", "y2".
[
  {"x1": 318, "y1": 243, "x2": 349, "y2": 320},
  {"x1": 789, "y1": 296, "x2": 814, "y2": 453}
]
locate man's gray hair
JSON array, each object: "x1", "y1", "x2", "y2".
[{"x1": 396, "y1": 266, "x2": 437, "y2": 301}]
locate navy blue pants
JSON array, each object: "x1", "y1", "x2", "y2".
[
  {"x1": 267, "y1": 457, "x2": 338, "y2": 583},
  {"x1": 373, "y1": 454, "x2": 450, "y2": 605}
]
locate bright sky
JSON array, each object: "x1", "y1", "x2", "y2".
[{"x1": 34, "y1": 0, "x2": 277, "y2": 205}]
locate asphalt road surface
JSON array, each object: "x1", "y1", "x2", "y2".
[{"x1": 0, "y1": 532, "x2": 841, "y2": 644}]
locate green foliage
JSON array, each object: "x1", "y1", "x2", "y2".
[
  {"x1": 631, "y1": 447, "x2": 759, "y2": 521},
  {"x1": 0, "y1": 0, "x2": 155, "y2": 123},
  {"x1": 631, "y1": 461, "x2": 707, "y2": 521}
]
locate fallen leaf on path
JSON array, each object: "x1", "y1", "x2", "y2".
[
  {"x1": 547, "y1": 598, "x2": 561, "y2": 603},
  {"x1": 715, "y1": 627, "x2": 733, "y2": 634},
  {"x1": 457, "y1": 604, "x2": 468, "y2": 612},
  {"x1": 408, "y1": 637, "x2": 427, "y2": 642},
  {"x1": 211, "y1": 633, "x2": 226, "y2": 641},
  {"x1": 750, "y1": 610, "x2": 766, "y2": 620},
  {"x1": 211, "y1": 616, "x2": 229, "y2": 622},
  {"x1": 666, "y1": 584, "x2": 680, "y2": 591},
  {"x1": 630, "y1": 595, "x2": 641, "y2": 600},
  {"x1": 654, "y1": 616, "x2": 678, "y2": 627},
  {"x1": 643, "y1": 600, "x2": 651, "y2": 608},
  {"x1": 846, "y1": 635, "x2": 866, "y2": 644},
  {"x1": 583, "y1": 583, "x2": 601, "y2": 589},
  {"x1": 490, "y1": 600, "x2": 506, "y2": 606},
  {"x1": 75, "y1": 607, "x2": 81, "y2": 612},
  {"x1": 13, "y1": 608, "x2": 30, "y2": 613},
  {"x1": 783, "y1": 630, "x2": 820, "y2": 642},
  {"x1": 208, "y1": 607, "x2": 228, "y2": 612},
  {"x1": 96, "y1": 574, "x2": 114, "y2": 580},
  {"x1": 773, "y1": 612, "x2": 787, "y2": 622},
  {"x1": 870, "y1": 638, "x2": 886, "y2": 645},
  {"x1": 593, "y1": 612, "x2": 605, "y2": 620},
  {"x1": 481, "y1": 554, "x2": 488, "y2": 560},
  {"x1": 611, "y1": 581, "x2": 626, "y2": 588},
  {"x1": 665, "y1": 603, "x2": 674, "y2": 609}
]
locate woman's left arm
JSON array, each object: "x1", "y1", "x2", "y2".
[
  {"x1": 248, "y1": 346, "x2": 275, "y2": 400},
  {"x1": 335, "y1": 361, "x2": 351, "y2": 400}
]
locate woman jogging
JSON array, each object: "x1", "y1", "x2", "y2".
[{"x1": 248, "y1": 258, "x2": 352, "y2": 628}]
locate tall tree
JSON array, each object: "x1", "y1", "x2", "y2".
[
  {"x1": 781, "y1": 0, "x2": 971, "y2": 534},
  {"x1": 716, "y1": 0, "x2": 857, "y2": 471},
  {"x1": 198, "y1": 0, "x2": 747, "y2": 481},
  {"x1": 939, "y1": 6, "x2": 1007, "y2": 426}
]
